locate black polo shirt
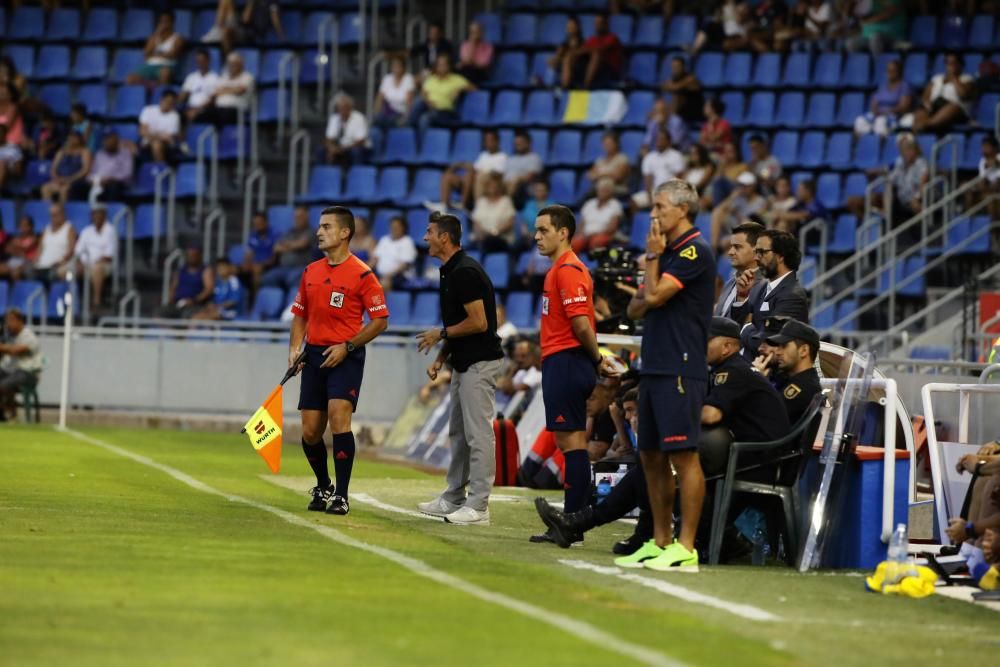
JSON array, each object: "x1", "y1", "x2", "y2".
[
  {"x1": 439, "y1": 249, "x2": 503, "y2": 373},
  {"x1": 776, "y1": 367, "x2": 822, "y2": 426},
  {"x1": 704, "y1": 353, "x2": 790, "y2": 443}
]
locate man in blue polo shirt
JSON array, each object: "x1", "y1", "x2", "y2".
[{"x1": 624, "y1": 179, "x2": 715, "y2": 572}]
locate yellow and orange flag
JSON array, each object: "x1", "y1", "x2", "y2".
[{"x1": 242, "y1": 384, "x2": 284, "y2": 473}]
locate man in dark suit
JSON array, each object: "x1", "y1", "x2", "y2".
[
  {"x1": 730, "y1": 229, "x2": 810, "y2": 346},
  {"x1": 715, "y1": 221, "x2": 764, "y2": 319}
]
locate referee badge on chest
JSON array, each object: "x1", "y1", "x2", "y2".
[
  {"x1": 329, "y1": 291, "x2": 345, "y2": 308},
  {"x1": 541, "y1": 296, "x2": 549, "y2": 315}
]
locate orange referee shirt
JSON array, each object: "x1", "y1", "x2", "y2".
[
  {"x1": 291, "y1": 255, "x2": 389, "y2": 346},
  {"x1": 540, "y1": 250, "x2": 595, "y2": 360}
]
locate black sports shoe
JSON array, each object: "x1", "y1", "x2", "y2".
[
  {"x1": 529, "y1": 528, "x2": 558, "y2": 544},
  {"x1": 534, "y1": 497, "x2": 586, "y2": 548},
  {"x1": 326, "y1": 495, "x2": 350, "y2": 515},
  {"x1": 308, "y1": 484, "x2": 334, "y2": 511},
  {"x1": 612, "y1": 532, "x2": 647, "y2": 556}
]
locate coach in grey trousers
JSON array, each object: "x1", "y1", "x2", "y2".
[{"x1": 416, "y1": 211, "x2": 504, "y2": 526}]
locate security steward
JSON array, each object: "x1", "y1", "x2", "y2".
[
  {"x1": 766, "y1": 319, "x2": 823, "y2": 426},
  {"x1": 699, "y1": 317, "x2": 792, "y2": 478},
  {"x1": 748, "y1": 315, "x2": 791, "y2": 379}
]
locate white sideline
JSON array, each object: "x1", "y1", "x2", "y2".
[
  {"x1": 60, "y1": 428, "x2": 685, "y2": 667},
  {"x1": 559, "y1": 560, "x2": 781, "y2": 623}
]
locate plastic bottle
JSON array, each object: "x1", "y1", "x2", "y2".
[
  {"x1": 751, "y1": 526, "x2": 771, "y2": 565},
  {"x1": 884, "y1": 523, "x2": 910, "y2": 586},
  {"x1": 596, "y1": 477, "x2": 612, "y2": 503}
]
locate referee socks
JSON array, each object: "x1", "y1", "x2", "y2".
[
  {"x1": 302, "y1": 438, "x2": 331, "y2": 489},
  {"x1": 563, "y1": 450, "x2": 590, "y2": 514},
  {"x1": 332, "y1": 431, "x2": 356, "y2": 499}
]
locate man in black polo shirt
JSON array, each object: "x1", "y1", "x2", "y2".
[
  {"x1": 625, "y1": 180, "x2": 716, "y2": 572},
  {"x1": 416, "y1": 211, "x2": 504, "y2": 526},
  {"x1": 766, "y1": 319, "x2": 824, "y2": 427}
]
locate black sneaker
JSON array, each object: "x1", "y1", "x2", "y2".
[
  {"x1": 612, "y1": 532, "x2": 647, "y2": 555},
  {"x1": 326, "y1": 495, "x2": 350, "y2": 515},
  {"x1": 308, "y1": 484, "x2": 334, "y2": 511},
  {"x1": 529, "y1": 528, "x2": 558, "y2": 544}
]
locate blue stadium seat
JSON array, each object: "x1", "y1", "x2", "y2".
[
  {"x1": 909, "y1": 345, "x2": 950, "y2": 361},
  {"x1": 406, "y1": 208, "x2": 436, "y2": 248},
  {"x1": 695, "y1": 52, "x2": 724, "y2": 88},
  {"x1": 909, "y1": 15, "x2": 938, "y2": 49},
  {"x1": 578, "y1": 14, "x2": 598, "y2": 39},
  {"x1": 121, "y1": 8, "x2": 154, "y2": 42},
  {"x1": 524, "y1": 90, "x2": 557, "y2": 126},
  {"x1": 530, "y1": 51, "x2": 555, "y2": 85},
  {"x1": 751, "y1": 52, "x2": 781, "y2": 87},
  {"x1": 12, "y1": 280, "x2": 46, "y2": 320},
  {"x1": 265, "y1": 10, "x2": 301, "y2": 44},
  {"x1": 459, "y1": 91, "x2": 491, "y2": 127},
  {"x1": 235, "y1": 48, "x2": 260, "y2": 79},
  {"x1": 386, "y1": 292, "x2": 412, "y2": 325},
  {"x1": 35, "y1": 45, "x2": 70, "y2": 80},
  {"x1": 483, "y1": 254, "x2": 510, "y2": 290},
  {"x1": 574, "y1": 174, "x2": 593, "y2": 203},
  {"x1": 418, "y1": 128, "x2": 452, "y2": 166},
  {"x1": 947, "y1": 215, "x2": 991, "y2": 255},
  {"x1": 550, "y1": 130, "x2": 582, "y2": 167},
  {"x1": 583, "y1": 130, "x2": 604, "y2": 164},
  {"x1": 0, "y1": 282, "x2": 7, "y2": 313},
  {"x1": 724, "y1": 52, "x2": 752, "y2": 88},
  {"x1": 976, "y1": 94, "x2": 1000, "y2": 129},
  {"x1": 110, "y1": 49, "x2": 144, "y2": 84},
  {"x1": 451, "y1": 129, "x2": 482, "y2": 163},
  {"x1": 810, "y1": 301, "x2": 836, "y2": 330},
  {"x1": 873, "y1": 52, "x2": 901, "y2": 85},
  {"x1": 491, "y1": 90, "x2": 523, "y2": 126},
  {"x1": 174, "y1": 163, "x2": 206, "y2": 199},
  {"x1": 399, "y1": 168, "x2": 443, "y2": 207},
  {"x1": 369, "y1": 166, "x2": 408, "y2": 204},
  {"x1": 609, "y1": 13, "x2": 634, "y2": 42},
  {"x1": 504, "y1": 13, "x2": 537, "y2": 47},
  {"x1": 842, "y1": 172, "x2": 868, "y2": 200},
  {"x1": 842, "y1": 52, "x2": 871, "y2": 88},
  {"x1": 826, "y1": 132, "x2": 852, "y2": 170},
  {"x1": 338, "y1": 13, "x2": 363, "y2": 45},
  {"x1": 475, "y1": 12, "x2": 502, "y2": 44},
  {"x1": 720, "y1": 91, "x2": 745, "y2": 126},
  {"x1": 257, "y1": 88, "x2": 289, "y2": 124},
  {"x1": 880, "y1": 135, "x2": 901, "y2": 166},
  {"x1": 266, "y1": 205, "x2": 294, "y2": 237},
  {"x1": 836, "y1": 92, "x2": 865, "y2": 128},
  {"x1": 371, "y1": 208, "x2": 401, "y2": 239},
  {"x1": 410, "y1": 292, "x2": 440, "y2": 327},
  {"x1": 797, "y1": 131, "x2": 825, "y2": 169},
  {"x1": 771, "y1": 131, "x2": 799, "y2": 168},
  {"x1": 621, "y1": 131, "x2": 643, "y2": 159},
  {"x1": 816, "y1": 173, "x2": 841, "y2": 210},
  {"x1": 805, "y1": 93, "x2": 835, "y2": 128},
  {"x1": 836, "y1": 300, "x2": 859, "y2": 331},
  {"x1": 249, "y1": 287, "x2": 286, "y2": 321},
  {"x1": 549, "y1": 170, "x2": 577, "y2": 204},
  {"x1": 783, "y1": 53, "x2": 811, "y2": 87},
  {"x1": 342, "y1": 165, "x2": 377, "y2": 203},
  {"x1": 61, "y1": 203, "x2": 90, "y2": 234},
  {"x1": 962, "y1": 133, "x2": 985, "y2": 171},
  {"x1": 109, "y1": 123, "x2": 139, "y2": 145},
  {"x1": 174, "y1": 9, "x2": 193, "y2": 40},
  {"x1": 746, "y1": 91, "x2": 776, "y2": 127},
  {"x1": 880, "y1": 256, "x2": 925, "y2": 297},
  {"x1": 666, "y1": 15, "x2": 697, "y2": 48},
  {"x1": 0, "y1": 199, "x2": 16, "y2": 232},
  {"x1": 195, "y1": 9, "x2": 221, "y2": 41},
  {"x1": 528, "y1": 129, "x2": 550, "y2": 162},
  {"x1": 72, "y1": 46, "x2": 107, "y2": 81},
  {"x1": 259, "y1": 50, "x2": 293, "y2": 86},
  {"x1": 9, "y1": 7, "x2": 44, "y2": 40},
  {"x1": 47, "y1": 8, "x2": 80, "y2": 40},
  {"x1": 488, "y1": 52, "x2": 528, "y2": 88},
  {"x1": 23, "y1": 201, "x2": 53, "y2": 231},
  {"x1": 694, "y1": 212, "x2": 711, "y2": 238},
  {"x1": 378, "y1": 127, "x2": 417, "y2": 164},
  {"x1": 298, "y1": 166, "x2": 342, "y2": 203},
  {"x1": 633, "y1": 15, "x2": 663, "y2": 47},
  {"x1": 814, "y1": 53, "x2": 842, "y2": 88},
  {"x1": 218, "y1": 125, "x2": 248, "y2": 161},
  {"x1": 628, "y1": 52, "x2": 659, "y2": 87},
  {"x1": 39, "y1": 84, "x2": 72, "y2": 117},
  {"x1": 22, "y1": 160, "x2": 51, "y2": 189},
  {"x1": 903, "y1": 52, "x2": 927, "y2": 89},
  {"x1": 853, "y1": 134, "x2": 881, "y2": 170},
  {"x1": 4, "y1": 45, "x2": 34, "y2": 78},
  {"x1": 505, "y1": 292, "x2": 534, "y2": 330},
  {"x1": 939, "y1": 15, "x2": 968, "y2": 49},
  {"x1": 630, "y1": 211, "x2": 651, "y2": 249},
  {"x1": 828, "y1": 214, "x2": 857, "y2": 253},
  {"x1": 538, "y1": 13, "x2": 568, "y2": 46},
  {"x1": 969, "y1": 15, "x2": 995, "y2": 49},
  {"x1": 621, "y1": 91, "x2": 655, "y2": 128}
]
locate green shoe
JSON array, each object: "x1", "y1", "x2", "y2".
[
  {"x1": 613, "y1": 540, "x2": 664, "y2": 569},
  {"x1": 643, "y1": 540, "x2": 699, "y2": 572}
]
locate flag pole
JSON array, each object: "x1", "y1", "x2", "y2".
[{"x1": 240, "y1": 349, "x2": 306, "y2": 434}]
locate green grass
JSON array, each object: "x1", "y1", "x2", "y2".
[{"x1": 1, "y1": 425, "x2": 996, "y2": 667}]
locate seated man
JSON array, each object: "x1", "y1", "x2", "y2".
[
  {"x1": 80, "y1": 131, "x2": 135, "y2": 203},
  {"x1": 730, "y1": 229, "x2": 811, "y2": 337},
  {"x1": 765, "y1": 319, "x2": 823, "y2": 426},
  {"x1": 179, "y1": 49, "x2": 220, "y2": 122},
  {"x1": 138, "y1": 89, "x2": 182, "y2": 164},
  {"x1": 0, "y1": 308, "x2": 43, "y2": 422},
  {"x1": 371, "y1": 215, "x2": 417, "y2": 290},
  {"x1": 575, "y1": 177, "x2": 623, "y2": 254},
  {"x1": 584, "y1": 377, "x2": 621, "y2": 462},
  {"x1": 947, "y1": 439, "x2": 1000, "y2": 586},
  {"x1": 496, "y1": 339, "x2": 542, "y2": 399},
  {"x1": 241, "y1": 212, "x2": 277, "y2": 292},
  {"x1": 261, "y1": 206, "x2": 314, "y2": 291},
  {"x1": 67, "y1": 205, "x2": 117, "y2": 313},
  {"x1": 199, "y1": 52, "x2": 255, "y2": 126},
  {"x1": 770, "y1": 178, "x2": 826, "y2": 237},
  {"x1": 324, "y1": 92, "x2": 369, "y2": 167},
  {"x1": 193, "y1": 257, "x2": 243, "y2": 321},
  {"x1": 163, "y1": 246, "x2": 214, "y2": 318},
  {"x1": 436, "y1": 128, "x2": 506, "y2": 211},
  {"x1": 561, "y1": 13, "x2": 624, "y2": 89}
]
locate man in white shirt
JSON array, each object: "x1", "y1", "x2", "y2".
[
  {"x1": 202, "y1": 51, "x2": 255, "y2": 125},
  {"x1": 497, "y1": 339, "x2": 542, "y2": 398},
  {"x1": 371, "y1": 215, "x2": 417, "y2": 290},
  {"x1": 0, "y1": 308, "x2": 43, "y2": 421},
  {"x1": 180, "y1": 49, "x2": 220, "y2": 122},
  {"x1": 632, "y1": 128, "x2": 686, "y2": 209},
  {"x1": 325, "y1": 92, "x2": 370, "y2": 166},
  {"x1": 70, "y1": 205, "x2": 118, "y2": 311},
  {"x1": 138, "y1": 89, "x2": 181, "y2": 163},
  {"x1": 576, "y1": 177, "x2": 624, "y2": 253},
  {"x1": 433, "y1": 128, "x2": 507, "y2": 211},
  {"x1": 504, "y1": 130, "x2": 543, "y2": 203}
]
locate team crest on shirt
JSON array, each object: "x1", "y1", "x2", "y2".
[
  {"x1": 329, "y1": 291, "x2": 345, "y2": 308},
  {"x1": 541, "y1": 296, "x2": 549, "y2": 315},
  {"x1": 679, "y1": 246, "x2": 698, "y2": 261},
  {"x1": 784, "y1": 384, "x2": 801, "y2": 399},
  {"x1": 714, "y1": 372, "x2": 728, "y2": 385}
]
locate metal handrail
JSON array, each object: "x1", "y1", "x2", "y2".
[
  {"x1": 25, "y1": 282, "x2": 45, "y2": 326},
  {"x1": 365, "y1": 52, "x2": 388, "y2": 118},
  {"x1": 359, "y1": 0, "x2": 368, "y2": 82},
  {"x1": 234, "y1": 93, "x2": 259, "y2": 184},
  {"x1": 117, "y1": 289, "x2": 140, "y2": 330},
  {"x1": 405, "y1": 16, "x2": 427, "y2": 54},
  {"x1": 316, "y1": 13, "x2": 337, "y2": 113},
  {"x1": 160, "y1": 248, "x2": 184, "y2": 306},
  {"x1": 930, "y1": 134, "x2": 959, "y2": 196},
  {"x1": 444, "y1": 0, "x2": 455, "y2": 39},
  {"x1": 242, "y1": 167, "x2": 267, "y2": 244},
  {"x1": 798, "y1": 217, "x2": 827, "y2": 289},
  {"x1": 195, "y1": 125, "x2": 219, "y2": 223},
  {"x1": 370, "y1": 0, "x2": 380, "y2": 57},
  {"x1": 287, "y1": 129, "x2": 311, "y2": 205},
  {"x1": 275, "y1": 51, "x2": 299, "y2": 144},
  {"x1": 152, "y1": 167, "x2": 175, "y2": 259},
  {"x1": 80, "y1": 263, "x2": 91, "y2": 326},
  {"x1": 203, "y1": 207, "x2": 227, "y2": 262},
  {"x1": 110, "y1": 205, "x2": 134, "y2": 294},
  {"x1": 920, "y1": 174, "x2": 947, "y2": 242}
]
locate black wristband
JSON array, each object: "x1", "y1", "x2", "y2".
[{"x1": 440, "y1": 326, "x2": 448, "y2": 340}]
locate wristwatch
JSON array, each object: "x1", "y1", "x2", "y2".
[
  {"x1": 440, "y1": 327, "x2": 449, "y2": 340},
  {"x1": 975, "y1": 460, "x2": 987, "y2": 475},
  {"x1": 346, "y1": 341, "x2": 357, "y2": 353}
]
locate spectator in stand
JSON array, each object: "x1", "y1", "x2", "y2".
[
  {"x1": 436, "y1": 128, "x2": 506, "y2": 211},
  {"x1": 662, "y1": 57, "x2": 704, "y2": 125},
  {"x1": 262, "y1": 206, "x2": 314, "y2": 291},
  {"x1": 586, "y1": 132, "x2": 630, "y2": 196},
  {"x1": 883, "y1": 133, "x2": 929, "y2": 228},
  {"x1": 138, "y1": 90, "x2": 182, "y2": 164},
  {"x1": 66, "y1": 205, "x2": 117, "y2": 312},
  {"x1": 69, "y1": 104, "x2": 97, "y2": 153},
  {"x1": 192, "y1": 257, "x2": 243, "y2": 321},
  {"x1": 771, "y1": 178, "x2": 826, "y2": 236},
  {"x1": 324, "y1": 92, "x2": 369, "y2": 167},
  {"x1": 180, "y1": 49, "x2": 221, "y2": 122},
  {"x1": 911, "y1": 52, "x2": 975, "y2": 133},
  {"x1": 745, "y1": 0, "x2": 790, "y2": 52},
  {"x1": 371, "y1": 215, "x2": 418, "y2": 291},
  {"x1": 40, "y1": 132, "x2": 90, "y2": 203},
  {"x1": 683, "y1": 143, "x2": 716, "y2": 198},
  {"x1": 31, "y1": 203, "x2": 77, "y2": 281},
  {"x1": 456, "y1": 21, "x2": 494, "y2": 85},
  {"x1": 373, "y1": 56, "x2": 416, "y2": 128},
  {"x1": 700, "y1": 99, "x2": 733, "y2": 157},
  {"x1": 470, "y1": 173, "x2": 517, "y2": 253},
  {"x1": 409, "y1": 22, "x2": 454, "y2": 81},
  {"x1": 206, "y1": 0, "x2": 284, "y2": 56},
  {"x1": 198, "y1": 52, "x2": 255, "y2": 126},
  {"x1": 545, "y1": 17, "x2": 583, "y2": 88},
  {"x1": 761, "y1": 174, "x2": 799, "y2": 222},
  {"x1": 504, "y1": 130, "x2": 543, "y2": 205},
  {"x1": 519, "y1": 178, "x2": 554, "y2": 246},
  {"x1": 240, "y1": 211, "x2": 277, "y2": 293},
  {"x1": 497, "y1": 339, "x2": 542, "y2": 399},
  {"x1": 633, "y1": 127, "x2": 686, "y2": 210},
  {"x1": 562, "y1": 13, "x2": 624, "y2": 89},
  {"x1": 80, "y1": 131, "x2": 134, "y2": 203},
  {"x1": 854, "y1": 58, "x2": 912, "y2": 136},
  {"x1": 350, "y1": 214, "x2": 376, "y2": 264},
  {"x1": 127, "y1": 12, "x2": 184, "y2": 86},
  {"x1": 30, "y1": 110, "x2": 62, "y2": 161},
  {"x1": 731, "y1": 229, "x2": 811, "y2": 333},
  {"x1": 691, "y1": 0, "x2": 755, "y2": 54},
  {"x1": 747, "y1": 134, "x2": 782, "y2": 195},
  {"x1": 0, "y1": 123, "x2": 24, "y2": 194},
  {"x1": 163, "y1": 246, "x2": 214, "y2": 318},
  {"x1": 409, "y1": 54, "x2": 475, "y2": 134},
  {"x1": 711, "y1": 171, "x2": 765, "y2": 250},
  {"x1": 641, "y1": 97, "x2": 689, "y2": 157},
  {"x1": 846, "y1": 0, "x2": 906, "y2": 55},
  {"x1": 495, "y1": 303, "x2": 519, "y2": 346},
  {"x1": 0, "y1": 84, "x2": 25, "y2": 149},
  {"x1": 576, "y1": 177, "x2": 624, "y2": 254},
  {"x1": 2, "y1": 217, "x2": 40, "y2": 281},
  {"x1": 707, "y1": 141, "x2": 748, "y2": 206},
  {"x1": 788, "y1": 0, "x2": 833, "y2": 51},
  {"x1": 0, "y1": 57, "x2": 27, "y2": 103},
  {"x1": 0, "y1": 308, "x2": 43, "y2": 422},
  {"x1": 965, "y1": 136, "x2": 1000, "y2": 221}
]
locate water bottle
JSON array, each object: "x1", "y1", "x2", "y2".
[
  {"x1": 884, "y1": 523, "x2": 910, "y2": 586},
  {"x1": 596, "y1": 477, "x2": 612, "y2": 503},
  {"x1": 751, "y1": 526, "x2": 770, "y2": 565}
]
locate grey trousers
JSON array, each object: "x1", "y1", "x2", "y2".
[{"x1": 442, "y1": 358, "x2": 502, "y2": 512}]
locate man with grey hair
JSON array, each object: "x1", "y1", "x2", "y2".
[
  {"x1": 0, "y1": 308, "x2": 43, "y2": 421},
  {"x1": 623, "y1": 179, "x2": 715, "y2": 571},
  {"x1": 325, "y1": 92, "x2": 370, "y2": 167},
  {"x1": 199, "y1": 51, "x2": 254, "y2": 125}
]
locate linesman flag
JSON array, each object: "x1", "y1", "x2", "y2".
[{"x1": 241, "y1": 350, "x2": 305, "y2": 473}]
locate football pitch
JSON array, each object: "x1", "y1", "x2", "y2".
[{"x1": 2, "y1": 425, "x2": 996, "y2": 667}]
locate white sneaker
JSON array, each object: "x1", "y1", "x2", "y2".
[
  {"x1": 417, "y1": 497, "x2": 462, "y2": 518},
  {"x1": 444, "y1": 506, "x2": 490, "y2": 525}
]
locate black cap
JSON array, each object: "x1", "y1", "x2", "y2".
[
  {"x1": 762, "y1": 316, "x2": 790, "y2": 338},
  {"x1": 710, "y1": 316, "x2": 742, "y2": 340},
  {"x1": 766, "y1": 320, "x2": 820, "y2": 349}
]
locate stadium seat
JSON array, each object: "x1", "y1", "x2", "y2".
[
  {"x1": 805, "y1": 93, "x2": 835, "y2": 128},
  {"x1": 379, "y1": 127, "x2": 417, "y2": 164},
  {"x1": 368, "y1": 167, "x2": 408, "y2": 205},
  {"x1": 371, "y1": 208, "x2": 401, "y2": 239},
  {"x1": 410, "y1": 292, "x2": 440, "y2": 327},
  {"x1": 633, "y1": 15, "x2": 663, "y2": 47},
  {"x1": 406, "y1": 209, "x2": 432, "y2": 248},
  {"x1": 0, "y1": 282, "x2": 7, "y2": 312},
  {"x1": 621, "y1": 91, "x2": 655, "y2": 128},
  {"x1": 386, "y1": 291, "x2": 412, "y2": 325},
  {"x1": 217, "y1": 125, "x2": 248, "y2": 160},
  {"x1": 483, "y1": 254, "x2": 510, "y2": 290},
  {"x1": 173, "y1": 9, "x2": 193, "y2": 40},
  {"x1": 35, "y1": 45, "x2": 70, "y2": 80},
  {"x1": 487, "y1": 52, "x2": 528, "y2": 88},
  {"x1": 340, "y1": 166, "x2": 376, "y2": 203},
  {"x1": 853, "y1": 134, "x2": 881, "y2": 170},
  {"x1": 745, "y1": 91, "x2": 776, "y2": 127},
  {"x1": 620, "y1": 131, "x2": 643, "y2": 159},
  {"x1": 399, "y1": 168, "x2": 443, "y2": 207},
  {"x1": 816, "y1": 173, "x2": 841, "y2": 210},
  {"x1": 418, "y1": 128, "x2": 452, "y2": 166},
  {"x1": 909, "y1": 345, "x2": 950, "y2": 361},
  {"x1": 583, "y1": 130, "x2": 605, "y2": 164},
  {"x1": 796, "y1": 132, "x2": 825, "y2": 169},
  {"x1": 628, "y1": 52, "x2": 660, "y2": 87},
  {"x1": 782, "y1": 53, "x2": 811, "y2": 87},
  {"x1": 459, "y1": 91, "x2": 491, "y2": 127},
  {"x1": 249, "y1": 287, "x2": 286, "y2": 321},
  {"x1": 976, "y1": 94, "x2": 1000, "y2": 129},
  {"x1": 528, "y1": 128, "x2": 550, "y2": 162},
  {"x1": 946, "y1": 215, "x2": 992, "y2": 255},
  {"x1": 724, "y1": 52, "x2": 752, "y2": 87},
  {"x1": 257, "y1": 88, "x2": 289, "y2": 124},
  {"x1": 265, "y1": 10, "x2": 301, "y2": 44},
  {"x1": 523, "y1": 90, "x2": 557, "y2": 126},
  {"x1": 814, "y1": 53, "x2": 842, "y2": 88},
  {"x1": 450, "y1": 129, "x2": 482, "y2": 164},
  {"x1": 12, "y1": 280, "x2": 46, "y2": 320},
  {"x1": 909, "y1": 15, "x2": 937, "y2": 49},
  {"x1": 121, "y1": 8, "x2": 154, "y2": 42},
  {"x1": 538, "y1": 13, "x2": 569, "y2": 46},
  {"x1": 609, "y1": 13, "x2": 634, "y2": 42},
  {"x1": 969, "y1": 15, "x2": 996, "y2": 49},
  {"x1": 842, "y1": 52, "x2": 871, "y2": 88},
  {"x1": 578, "y1": 14, "x2": 597, "y2": 39},
  {"x1": 825, "y1": 132, "x2": 852, "y2": 170},
  {"x1": 630, "y1": 211, "x2": 651, "y2": 249},
  {"x1": 903, "y1": 52, "x2": 927, "y2": 89},
  {"x1": 173, "y1": 163, "x2": 204, "y2": 199},
  {"x1": 695, "y1": 52, "x2": 724, "y2": 88},
  {"x1": 504, "y1": 292, "x2": 535, "y2": 330},
  {"x1": 940, "y1": 15, "x2": 969, "y2": 49},
  {"x1": 490, "y1": 90, "x2": 523, "y2": 126},
  {"x1": 828, "y1": 214, "x2": 858, "y2": 254},
  {"x1": 962, "y1": 133, "x2": 986, "y2": 171},
  {"x1": 259, "y1": 50, "x2": 294, "y2": 86},
  {"x1": 47, "y1": 8, "x2": 80, "y2": 40},
  {"x1": 775, "y1": 92, "x2": 805, "y2": 128},
  {"x1": 548, "y1": 169, "x2": 577, "y2": 204},
  {"x1": 720, "y1": 91, "x2": 745, "y2": 126},
  {"x1": 474, "y1": 12, "x2": 502, "y2": 44},
  {"x1": 4, "y1": 45, "x2": 34, "y2": 78},
  {"x1": 835, "y1": 92, "x2": 865, "y2": 128},
  {"x1": 235, "y1": 48, "x2": 261, "y2": 79},
  {"x1": 298, "y1": 166, "x2": 342, "y2": 203},
  {"x1": 62, "y1": 203, "x2": 88, "y2": 233},
  {"x1": 771, "y1": 131, "x2": 799, "y2": 168},
  {"x1": 549, "y1": 130, "x2": 582, "y2": 167},
  {"x1": 8, "y1": 7, "x2": 44, "y2": 41},
  {"x1": 338, "y1": 13, "x2": 363, "y2": 45},
  {"x1": 72, "y1": 46, "x2": 107, "y2": 82},
  {"x1": 266, "y1": 205, "x2": 294, "y2": 237},
  {"x1": 110, "y1": 49, "x2": 145, "y2": 84},
  {"x1": 23, "y1": 161, "x2": 52, "y2": 189},
  {"x1": 666, "y1": 15, "x2": 697, "y2": 48},
  {"x1": 40, "y1": 84, "x2": 73, "y2": 117},
  {"x1": 529, "y1": 51, "x2": 555, "y2": 85},
  {"x1": 0, "y1": 199, "x2": 16, "y2": 232},
  {"x1": 752, "y1": 52, "x2": 781, "y2": 88},
  {"x1": 880, "y1": 256, "x2": 925, "y2": 297},
  {"x1": 504, "y1": 13, "x2": 537, "y2": 47},
  {"x1": 842, "y1": 171, "x2": 868, "y2": 200}
]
